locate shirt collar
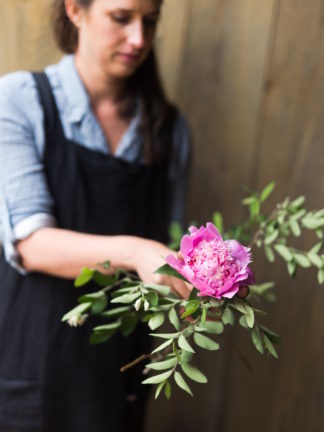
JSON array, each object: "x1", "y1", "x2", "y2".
[{"x1": 57, "y1": 55, "x2": 89, "y2": 123}]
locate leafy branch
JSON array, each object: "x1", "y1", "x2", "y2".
[{"x1": 62, "y1": 182, "x2": 324, "y2": 399}]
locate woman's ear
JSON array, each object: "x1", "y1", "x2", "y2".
[{"x1": 65, "y1": 0, "x2": 84, "y2": 28}]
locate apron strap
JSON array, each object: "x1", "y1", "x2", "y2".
[{"x1": 32, "y1": 72, "x2": 65, "y2": 143}]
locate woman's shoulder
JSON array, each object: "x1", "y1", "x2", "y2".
[{"x1": 0, "y1": 71, "x2": 37, "y2": 103}]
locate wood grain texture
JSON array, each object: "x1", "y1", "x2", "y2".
[
  {"x1": 0, "y1": 0, "x2": 60, "y2": 76},
  {"x1": 1, "y1": 1, "x2": 324, "y2": 431}
]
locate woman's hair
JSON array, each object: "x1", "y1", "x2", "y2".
[{"x1": 52, "y1": 0, "x2": 175, "y2": 164}]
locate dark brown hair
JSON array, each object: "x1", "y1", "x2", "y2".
[{"x1": 52, "y1": 0, "x2": 175, "y2": 163}]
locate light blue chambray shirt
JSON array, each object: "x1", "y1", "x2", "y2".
[{"x1": 0, "y1": 55, "x2": 190, "y2": 273}]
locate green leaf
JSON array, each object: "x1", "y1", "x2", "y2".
[
  {"x1": 180, "y1": 350, "x2": 193, "y2": 364},
  {"x1": 239, "y1": 315, "x2": 249, "y2": 328},
  {"x1": 250, "y1": 199, "x2": 260, "y2": 218},
  {"x1": 172, "y1": 340, "x2": 181, "y2": 362},
  {"x1": 89, "y1": 330, "x2": 115, "y2": 345},
  {"x1": 150, "y1": 332, "x2": 180, "y2": 339},
  {"x1": 309, "y1": 242, "x2": 322, "y2": 255},
  {"x1": 302, "y1": 216, "x2": 324, "y2": 230},
  {"x1": 181, "y1": 363, "x2": 207, "y2": 383},
  {"x1": 79, "y1": 291, "x2": 108, "y2": 314},
  {"x1": 78, "y1": 290, "x2": 105, "y2": 302},
  {"x1": 189, "y1": 288, "x2": 199, "y2": 301},
  {"x1": 260, "y1": 181, "x2": 275, "y2": 202},
  {"x1": 143, "y1": 284, "x2": 171, "y2": 296},
  {"x1": 62, "y1": 302, "x2": 91, "y2": 322},
  {"x1": 74, "y1": 267, "x2": 94, "y2": 287},
  {"x1": 181, "y1": 302, "x2": 200, "y2": 318},
  {"x1": 146, "y1": 291, "x2": 159, "y2": 307},
  {"x1": 146, "y1": 357, "x2": 178, "y2": 371},
  {"x1": 262, "y1": 334, "x2": 278, "y2": 358},
  {"x1": 155, "y1": 381, "x2": 166, "y2": 399},
  {"x1": 250, "y1": 282, "x2": 275, "y2": 296},
  {"x1": 193, "y1": 333, "x2": 220, "y2": 351},
  {"x1": 231, "y1": 299, "x2": 247, "y2": 314},
  {"x1": 142, "y1": 370, "x2": 173, "y2": 385},
  {"x1": 148, "y1": 312, "x2": 165, "y2": 330},
  {"x1": 111, "y1": 287, "x2": 137, "y2": 297},
  {"x1": 178, "y1": 334, "x2": 195, "y2": 353},
  {"x1": 260, "y1": 325, "x2": 281, "y2": 344},
  {"x1": 168, "y1": 307, "x2": 181, "y2": 331},
  {"x1": 154, "y1": 264, "x2": 188, "y2": 282},
  {"x1": 212, "y1": 211, "x2": 224, "y2": 233},
  {"x1": 111, "y1": 292, "x2": 141, "y2": 304},
  {"x1": 101, "y1": 306, "x2": 131, "y2": 318},
  {"x1": 264, "y1": 229, "x2": 279, "y2": 245},
  {"x1": 93, "y1": 321, "x2": 121, "y2": 332},
  {"x1": 96, "y1": 260, "x2": 111, "y2": 270},
  {"x1": 290, "y1": 196, "x2": 305, "y2": 208},
  {"x1": 293, "y1": 253, "x2": 311, "y2": 268},
  {"x1": 222, "y1": 307, "x2": 235, "y2": 326},
  {"x1": 204, "y1": 321, "x2": 224, "y2": 334},
  {"x1": 314, "y1": 209, "x2": 324, "y2": 218},
  {"x1": 274, "y1": 244, "x2": 293, "y2": 261},
  {"x1": 317, "y1": 268, "x2": 324, "y2": 284},
  {"x1": 289, "y1": 220, "x2": 301, "y2": 237},
  {"x1": 164, "y1": 381, "x2": 172, "y2": 399},
  {"x1": 251, "y1": 326, "x2": 264, "y2": 354},
  {"x1": 201, "y1": 306, "x2": 207, "y2": 326},
  {"x1": 92, "y1": 271, "x2": 116, "y2": 287},
  {"x1": 120, "y1": 313, "x2": 138, "y2": 337},
  {"x1": 174, "y1": 372, "x2": 193, "y2": 396},
  {"x1": 245, "y1": 304, "x2": 255, "y2": 328},
  {"x1": 151, "y1": 338, "x2": 173, "y2": 354},
  {"x1": 264, "y1": 245, "x2": 275, "y2": 263},
  {"x1": 242, "y1": 196, "x2": 255, "y2": 205},
  {"x1": 287, "y1": 260, "x2": 297, "y2": 276}
]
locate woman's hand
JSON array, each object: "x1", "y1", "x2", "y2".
[{"x1": 131, "y1": 238, "x2": 192, "y2": 299}]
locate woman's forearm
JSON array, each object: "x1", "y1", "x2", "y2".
[
  {"x1": 16, "y1": 227, "x2": 142, "y2": 278},
  {"x1": 17, "y1": 227, "x2": 192, "y2": 298}
]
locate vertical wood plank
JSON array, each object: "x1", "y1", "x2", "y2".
[
  {"x1": 223, "y1": 1, "x2": 324, "y2": 431},
  {"x1": 0, "y1": 0, "x2": 60, "y2": 76},
  {"x1": 177, "y1": 0, "x2": 276, "y2": 227},
  {"x1": 156, "y1": 0, "x2": 193, "y2": 98}
]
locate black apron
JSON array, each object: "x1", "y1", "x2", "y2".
[{"x1": 0, "y1": 72, "x2": 169, "y2": 432}]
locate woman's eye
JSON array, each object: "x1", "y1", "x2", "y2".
[{"x1": 111, "y1": 14, "x2": 130, "y2": 25}]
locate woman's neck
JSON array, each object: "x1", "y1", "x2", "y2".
[{"x1": 74, "y1": 53, "x2": 127, "y2": 106}]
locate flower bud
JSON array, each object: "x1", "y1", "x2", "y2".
[
  {"x1": 67, "y1": 313, "x2": 89, "y2": 327},
  {"x1": 134, "y1": 298, "x2": 142, "y2": 311},
  {"x1": 144, "y1": 300, "x2": 150, "y2": 311}
]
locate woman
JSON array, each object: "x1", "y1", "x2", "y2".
[{"x1": 0, "y1": 0, "x2": 191, "y2": 431}]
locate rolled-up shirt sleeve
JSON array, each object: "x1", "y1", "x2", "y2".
[{"x1": 0, "y1": 72, "x2": 57, "y2": 273}]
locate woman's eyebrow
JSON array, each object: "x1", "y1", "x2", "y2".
[{"x1": 112, "y1": 8, "x2": 160, "y2": 16}]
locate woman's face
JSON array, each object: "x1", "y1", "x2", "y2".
[{"x1": 74, "y1": 0, "x2": 162, "y2": 79}]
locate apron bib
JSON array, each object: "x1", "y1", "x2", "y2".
[{"x1": 0, "y1": 72, "x2": 169, "y2": 432}]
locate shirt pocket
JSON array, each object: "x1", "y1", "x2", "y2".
[{"x1": 0, "y1": 378, "x2": 43, "y2": 431}]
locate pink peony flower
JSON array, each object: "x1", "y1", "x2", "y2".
[{"x1": 166, "y1": 222, "x2": 255, "y2": 299}]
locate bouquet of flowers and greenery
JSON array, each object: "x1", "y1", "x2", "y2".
[{"x1": 62, "y1": 182, "x2": 324, "y2": 399}]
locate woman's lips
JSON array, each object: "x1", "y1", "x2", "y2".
[{"x1": 118, "y1": 53, "x2": 141, "y2": 63}]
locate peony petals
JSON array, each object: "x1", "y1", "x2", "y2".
[
  {"x1": 166, "y1": 254, "x2": 185, "y2": 273},
  {"x1": 226, "y1": 240, "x2": 251, "y2": 267},
  {"x1": 180, "y1": 234, "x2": 194, "y2": 259},
  {"x1": 168, "y1": 222, "x2": 254, "y2": 300}
]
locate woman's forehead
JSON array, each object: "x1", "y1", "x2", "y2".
[{"x1": 98, "y1": 0, "x2": 162, "y2": 12}]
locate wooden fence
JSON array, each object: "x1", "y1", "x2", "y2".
[{"x1": 1, "y1": 1, "x2": 323, "y2": 431}]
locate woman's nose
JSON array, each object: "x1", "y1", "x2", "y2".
[{"x1": 127, "y1": 19, "x2": 145, "y2": 49}]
